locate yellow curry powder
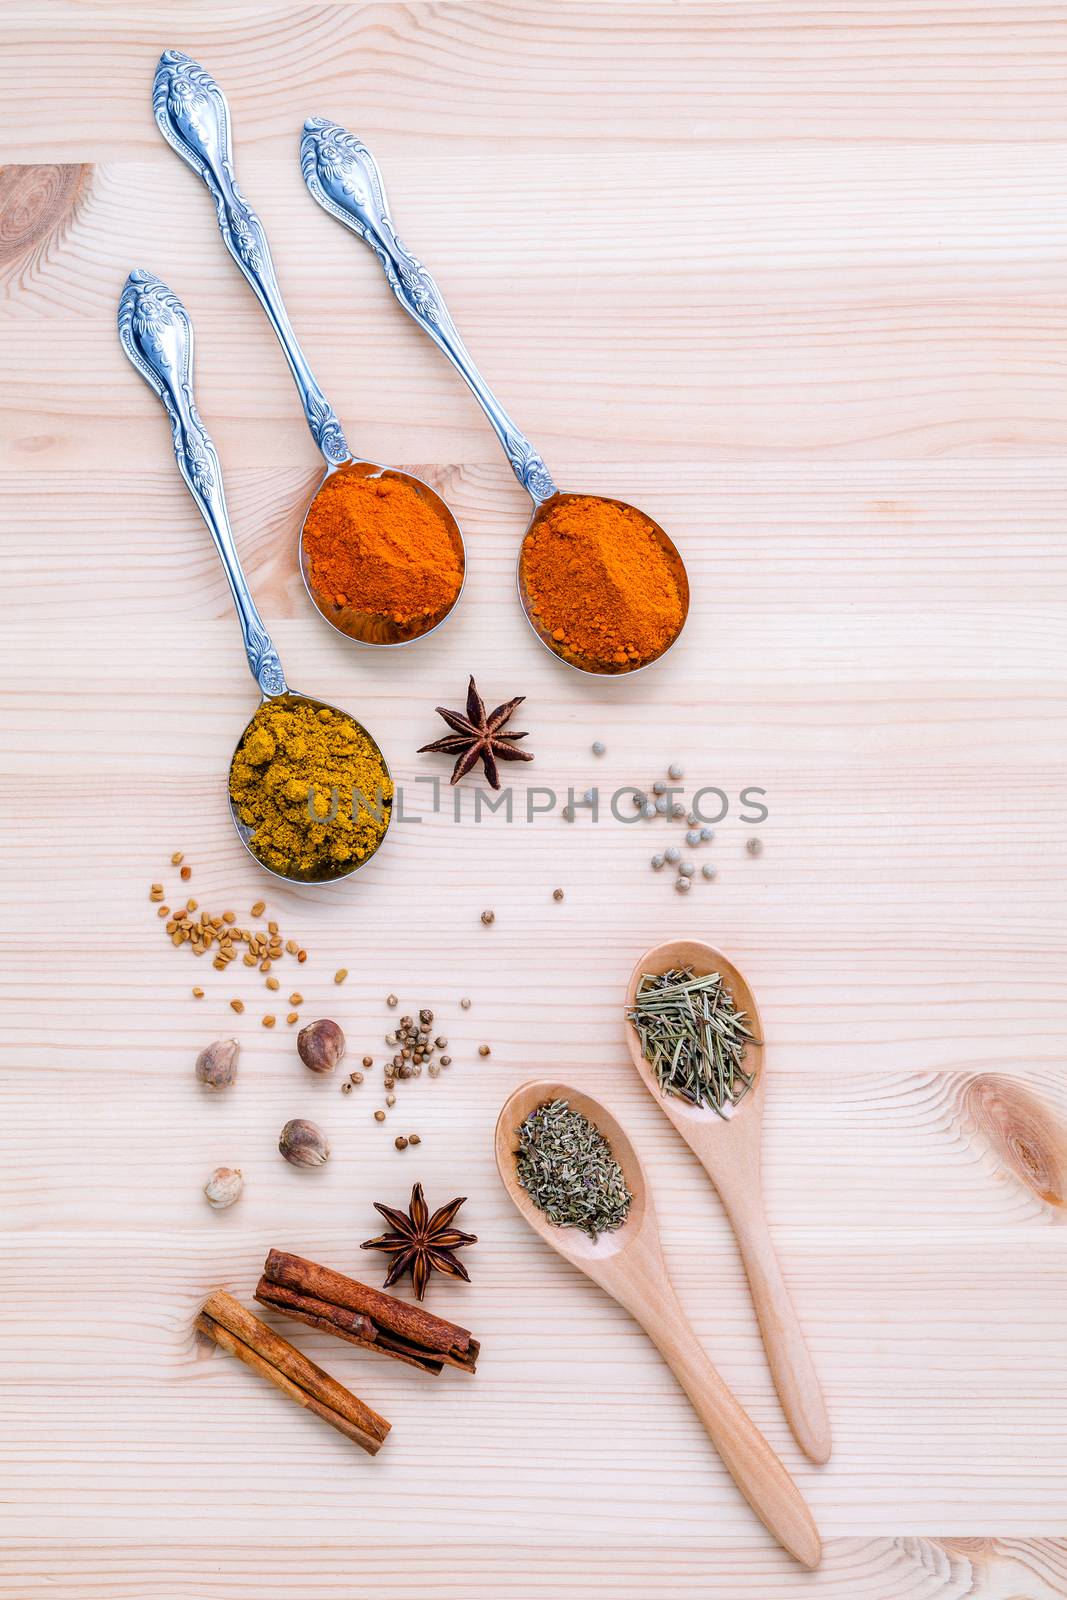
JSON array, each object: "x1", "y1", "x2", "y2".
[{"x1": 229, "y1": 696, "x2": 392, "y2": 880}]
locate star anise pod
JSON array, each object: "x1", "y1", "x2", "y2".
[
  {"x1": 360, "y1": 1181, "x2": 477, "y2": 1301},
  {"x1": 418, "y1": 675, "x2": 533, "y2": 789}
]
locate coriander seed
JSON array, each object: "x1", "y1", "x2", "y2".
[
  {"x1": 747, "y1": 837, "x2": 763, "y2": 856},
  {"x1": 387, "y1": 993, "x2": 398, "y2": 1007},
  {"x1": 386, "y1": 1093, "x2": 396, "y2": 1107},
  {"x1": 341, "y1": 1080, "x2": 353, "y2": 1094},
  {"x1": 439, "y1": 1055, "x2": 451, "y2": 1067},
  {"x1": 460, "y1": 997, "x2": 471, "y2": 1010},
  {"x1": 230, "y1": 999, "x2": 244, "y2": 1014},
  {"x1": 479, "y1": 1044, "x2": 491, "y2": 1057},
  {"x1": 481, "y1": 909, "x2": 495, "y2": 925},
  {"x1": 592, "y1": 740, "x2": 605, "y2": 756},
  {"x1": 408, "y1": 1133, "x2": 421, "y2": 1146},
  {"x1": 192, "y1": 986, "x2": 204, "y2": 999},
  {"x1": 374, "y1": 1110, "x2": 386, "y2": 1123},
  {"x1": 334, "y1": 968, "x2": 348, "y2": 984},
  {"x1": 552, "y1": 888, "x2": 564, "y2": 901},
  {"x1": 395, "y1": 1136, "x2": 408, "y2": 1150}
]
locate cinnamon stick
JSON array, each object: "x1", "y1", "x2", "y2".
[
  {"x1": 196, "y1": 1289, "x2": 390, "y2": 1454},
  {"x1": 255, "y1": 1249, "x2": 479, "y2": 1375}
]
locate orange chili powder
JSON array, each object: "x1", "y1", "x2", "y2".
[
  {"x1": 303, "y1": 467, "x2": 463, "y2": 634},
  {"x1": 519, "y1": 495, "x2": 686, "y2": 671}
]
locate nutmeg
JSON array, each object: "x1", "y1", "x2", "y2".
[
  {"x1": 297, "y1": 1018, "x2": 345, "y2": 1075},
  {"x1": 278, "y1": 1117, "x2": 330, "y2": 1168},
  {"x1": 204, "y1": 1167, "x2": 243, "y2": 1209},
  {"x1": 195, "y1": 1037, "x2": 239, "y2": 1091}
]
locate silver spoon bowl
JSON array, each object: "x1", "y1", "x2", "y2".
[
  {"x1": 300, "y1": 119, "x2": 689, "y2": 677},
  {"x1": 153, "y1": 52, "x2": 465, "y2": 648},
  {"x1": 118, "y1": 270, "x2": 391, "y2": 886}
]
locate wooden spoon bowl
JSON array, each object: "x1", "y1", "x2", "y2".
[
  {"x1": 495, "y1": 1080, "x2": 821, "y2": 1569},
  {"x1": 625, "y1": 940, "x2": 831, "y2": 1464}
]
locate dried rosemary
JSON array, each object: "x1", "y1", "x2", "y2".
[
  {"x1": 515, "y1": 1099, "x2": 632, "y2": 1240},
  {"x1": 628, "y1": 967, "x2": 759, "y2": 1117}
]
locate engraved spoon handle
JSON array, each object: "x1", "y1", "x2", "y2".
[
  {"x1": 301, "y1": 118, "x2": 558, "y2": 506},
  {"x1": 118, "y1": 269, "x2": 286, "y2": 697},
  {"x1": 154, "y1": 52, "x2": 349, "y2": 467}
]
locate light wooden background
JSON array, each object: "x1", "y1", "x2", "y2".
[{"x1": 1, "y1": 3, "x2": 1066, "y2": 1596}]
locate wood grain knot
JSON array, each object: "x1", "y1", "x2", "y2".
[
  {"x1": 964, "y1": 1074, "x2": 1066, "y2": 1208},
  {"x1": 0, "y1": 163, "x2": 89, "y2": 263}
]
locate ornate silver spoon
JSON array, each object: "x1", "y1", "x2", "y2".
[
  {"x1": 152, "y1": 52, "x2": 464, "y2": 647},
  {"x1": 118, "y1": 269, "x2": 391, "y2": 884},
  {"x1": 301, "y1": 118, "x2": 689, "y2": 676}
]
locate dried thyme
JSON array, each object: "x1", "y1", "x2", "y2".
[
  {"x1": 628, "y1": 967, "x2": 758, "y2": 1117},
  {"x1": 515, "y1": 1099, "x2": 632, "y2": 1240}
]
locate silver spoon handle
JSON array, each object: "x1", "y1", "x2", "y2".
[
  {"x1": 154, "y1": 52, "x2": 349, "y2": 468},
  {"x1": 301, "y1": 117, "x2": 558, "y2": 506},
  {"x1": 118, "y1": 269, "x2": 287, "y2": 697}
]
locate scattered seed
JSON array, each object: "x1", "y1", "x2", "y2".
[
  {"x1": 652, "y1": 781, "x2": 666, "y2": 796},
  {"x1": 150, "y1": 883, "x2": 164, "y2": 901},
  {"x1": 180, "y1": 865, "x2": 192, "y2": 881},
  {"x1": 297, "y1": 950, "x2": 308, "y2": 964},
  {"x1": 230, "y1": 999, "x2": 245, "y2": 1014},
  {"x1": 266, "y1": 977, "x2": 280, "y2": 992},
  {"x1": 664, "y1": 846, "x2": 681, "y2": 865},
  {"x1": 434, "y1": 1037, "x2": 447, "y2": 1049},
  {"x1": 251, "y1": 901, "x2": 266, "y2": 917},
  {"x1": 287, "y1": 1011, "x2": 299, "y2": 1024},
  {"x1": 686, "y1": 829, "x2": 701, "y2": 847},
  {"x1": 700, "y1": 827, "x2": 714, "y2": 842},
  {"x1": 350, "y1": 1071, "x2": 364, "y2": 1085},
  {"x1": 702, "y1": 863, "x2": 717, "y2": 880},
  {"x1": 460, "y1": 997, "x2": 471, "y2": 1010},
  {"x1": 395, "y1": 1135, "x2": 409, "y2": 1150},
  {"x1": 678, "y1": 861, "x2": 695, "y2": 877},
  {"x1": 334, "y1": 968, "x2": 348, "y2": 984},
  {"x1": 341, "y1": 1080, "x2": 353, "y2": 1094},
  {"x1": 387, "y1": 993, "x2": 398, "y2": 1008},
  {"x1": 651, "y1": 853, "x2": 665, "y2": 870},
  {"x1": 186, "y1": 899, "x2": 197, "y2": 912},
  {"x1": 641, "y1": 802, "x2": 657, "y2": 819},
  {"x1": 553, "y1": 888, "x2": 564, "y2": 902},
  {"x1": 290, "y1": 992, "x2": 303, "y2": 1006},
  {"x1": 481, "y1": 909, "x2": 495, "y2": 925},
  {"x1": 668, "y1": 763, "x2": 684, "y2": 780},
  {"x1": 581, "y1": 787, "x2": 595, "y2": 806},
  {"x1": 479, "y1": 1044, "x2": 491, "y2": 1057},
  {"x1": 670, "y1": 801, "x2": 686, "y2": 820},
  {"x1": 386, "y1": 1093, "x2": 396, "y2": 1107},
  {"x1": 562, "y1": 804, "x2": 575, "y2": 821},
  {"x1": 409, "y1": 1133, "x2": 421, "y2": 1146},
  {"x1": 262, "y1": 1015, "x2": 276, "y2": 1028},
  {"x1": 429, "y1": 1063, "x2": 441, "y2": 1077},
  {"x1": 440, "y1": 1055, "x2": 452, "y2": 1068},
  {"x1": 374, "y1": 1110, "x2": 386, "y2": 1123},
  {"x1": 747, "y1": 837, "x2": 763, "y2": 857},
  {"x1": 157, "y1": 905, "x2": 170, "y2": 918},
  {"x1": 171, "y1": 851, "x2": 184, "y2": 866},
  {"x1": 592, "y1": 740, "x2": 605, "y2": 756},
  {"x1": 192, "y1": 986, "x2": 205, "y2": 999},
  {"x1": 675, "y1": 877, "x2": 691, "y2": 893}
]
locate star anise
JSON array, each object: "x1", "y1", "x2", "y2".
[
  {"x1": 418, "y1": 675, "x2": 533, "y2": 789},
  {"x1": 360, "y1": 1182, "x2": 477, "y2": 1301}
]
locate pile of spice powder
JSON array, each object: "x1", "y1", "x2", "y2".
[
  {"x1": 302, "y1": 466, "x2": 463, "y2": 635},
  {"x1": 229, "y1": 695, "x2": 392, "y2": 880},
  {"x1": 519, "y1": 495, "x2": 686, "y2": 671},
  {"x1": 516, "y1": 1098, "x2": 632, "y2": 1240}
]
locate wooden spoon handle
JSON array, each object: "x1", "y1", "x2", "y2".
[
  {"x1": 635, "y1": 1286, "x2": 821, "y2": 1569},
  {"x1": 717, "y1": 1179, "x2": 831, "y2": 1465}
]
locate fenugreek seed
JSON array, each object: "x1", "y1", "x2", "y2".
[
  {"x1": 157, "y1": 905, "x2": 170, "y2": 918},
  {"x1": 553, "y1": 888, "x2": 564, "y2": 902},
  {"x1": 230, "y1": 999, "x2": 245, "y2": 1014},
  {"x1": 192, "y1": 986, "x2": 205, "y2": 999},
  {"x1": 439, "y1": 1055, "x2": 451, "y2": 1067},
  {"x1": 262, "y1": 1014, "x2": 276, "y2": 1028},
  {"x1": 297, "y1": 950, "x2": 307, "y2": 964},
  {"x1": 386, "y1": 993, "x2": 398, "y2": 1008},
  {"x1": 213, "y1": 958, "x2": 226, "y2": 971},
  {"x1": 223, "y1": 910, "x2": 236, "y2": 924},
  {"x1": 180, "y1": 865, "x2": 192, "y2": 881},
  {"x1": 267, "y1": 920, "x2": 278, "y2": 934},
  {"x1": 259, "y1": 959, "x2": 272, "y2": 973},
  {"x1": 171, "y1": 852, "x2": 184, "y2": 866},
  {"x1": 250, "y1": 901, "x2": 265, "y2": 918},
  {"x1": 266, "y1": 977, "x2": 280, "y2": 992},
  {"x1": 386, "y1": 1093, "x2": 396, "y2": 1107},
  {"x1": 460, "y1": 997, "x2": 471, "y2": 1010},
  {"x1": 287, "y1": 1011, "x2": 299, "y2": 1024},
  {"x1": 243, "y1": 953, "x2": 256, "y2": 968},
  {"x1": 286, "y1": 940, "x2": 298, "y2": 955},
  {"x1": 150, "y1": 883, "x2": 164, "y2": 899},
  {"x1": 186, "y1": 899, "x2": 197, "y2": 912},
  {"x1": 334, "y1": 968, "x2": 348, "y2": 985},
  {"x1": 481, "y1": 909, "x2": 495, "y2": 925},
  {"x1": 395, "y1": 1135, "x2": 408, "y2": 1150},
  {"x1": 479, "y1": 1044, "x2": 491, "y2": 1057},
  {"x1": 374, "y1": 1110, "x2": 386, "y2": 1123}
]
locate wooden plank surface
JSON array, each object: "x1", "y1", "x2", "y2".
[{"x1": 1, "y1": 3, "x2": 1065, "y2": 1596}]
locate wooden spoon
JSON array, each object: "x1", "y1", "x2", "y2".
[
  {"x1": 495, "y1": 1080, "x2": 821, "y2": 1570},
  {"x1": 625, "y1": 940, "x2": 831, "y2": 1465}
]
